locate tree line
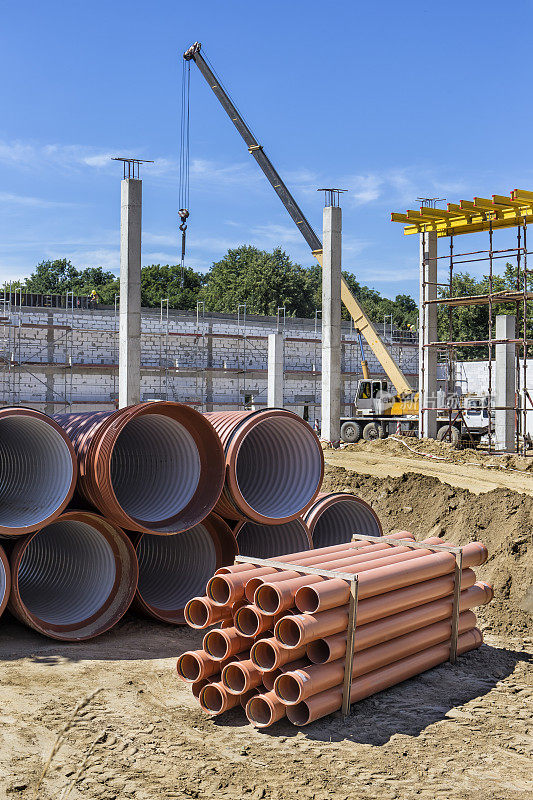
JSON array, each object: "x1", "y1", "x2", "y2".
[{"x1": 13, "y1": 245, "x2": 531, "y2": 354}]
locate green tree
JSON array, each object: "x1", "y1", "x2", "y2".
[
  {"x1": 200, "y1": 245, "x2": 315, "y2": 316},
  {"x1": 25, "y1": 259, "x2": 81, "y2": 294},
  {"x1": 140, "y1": 264, "x2": 204, "y2": 309}
]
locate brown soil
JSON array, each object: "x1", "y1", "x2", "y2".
[{"x1": 1, "y1": 465, "x2": 532, "y2": 800}]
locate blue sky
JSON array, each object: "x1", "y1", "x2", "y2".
[{"x1": 1, "y1": 0, "x2": 532, "y2": 301}]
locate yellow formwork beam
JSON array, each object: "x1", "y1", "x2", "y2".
[{"x1": 392, "y1": 190, "x2": 533, "y2": 236}]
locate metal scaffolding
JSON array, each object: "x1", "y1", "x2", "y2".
[{"x1": 393, "y1": 189, "x2": 533, "y2": 455}]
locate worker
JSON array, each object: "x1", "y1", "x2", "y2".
[{"x1": 90, "y1": 289, "x2": 98, "y2": 310}]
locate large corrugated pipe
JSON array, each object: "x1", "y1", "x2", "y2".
[
  {"x1": 132, "y1": 513, "x2": 238, "y2": 624},
  {"x1": 204, "y1": 409, "x2": 324, "y2": 524},
  {"x1": 233, "y1": 518, "x2": 312, "y2": 560},
  {"x1": 54, "y1": 402, "x2": 225, "y2": 535},
  {"x1": 8, "y1": 511, "x2": 138, "y2": 640},
  {"x1": 302, "y1": 492, "x2": 382, "y2": 548},
  {"x1": 0, "y1": 407, "x2": 77, "y2": 538},
  {"x1": 0, "y1": 544, "x2": 10, "y2": 618}
]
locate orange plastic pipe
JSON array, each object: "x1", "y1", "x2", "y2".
[
  {"x1": 295, "y1": 541, "x2": 488, "y2": 612},
  {"x1": 199, "y1": 681, "x2": 242, "y2": 715},
  {"x1": 306, "y1": 581, "x2": 493, "y2": 663},
  {"x1": 243, "y1": 532, "x2": 417, "y2": 601},
  {"x1": 275, "y1": 610, "x2": 477, "y2": 704},
  {"x1": 234, "y1": 604, "x2": 287, "y2": 637},
  {"x1": 261, "y1": 658, "x2": 310, "y2": 692},
  {"x1": 246, "y1": 689, "x2": 286, "y2": 728},
  {"x1": 285, "y1": 628, "x2": 483, "y2": 726},
  {"x1": 222, "y1": 658, "x2": 264, "y2": 694},
  {"x1": 215, "y1": 532, "x2": 413, "y2": 576},
  {"x1": 250, "y1": 638, "x2": 308, "y2": 671},
  {"x1": 203, "y1": 626, "x2": 254, "y2": 660},
  {"x1": 209, "y1": 532, "x2": 415, "y2": 604},
  {"x1": 177, "y1": 648, "x2": 227, "y2": 682},
  {"x1": 184, "y1": 596, "x2": 234, "y2": 629}
]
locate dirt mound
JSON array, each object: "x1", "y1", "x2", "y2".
[
  {"x1": 336, "y1": 435, "x2": 533, "y2": 472},
  {"x1": 323, "y1": 465, "x2": 533, "y2": 638}
]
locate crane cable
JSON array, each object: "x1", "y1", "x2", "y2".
[{"x1": 178, "y1": 57, "x2": 191, "y2": 286}]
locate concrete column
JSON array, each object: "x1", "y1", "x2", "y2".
[
  {"x1": 495, "y1": 314, "x2": 516, "y2": 451},
  {"x1": 419, "y1": 230, "x2": 437, "y2": 439},
  {"x1": 321, "y1": 205, "x2": 342, "y2": 443},
  {"x1": 119, "y1": 178, "x2": 142, "y2": 408},
  {"x1": 267, "y1": 332, "x2": 284, "y2": 407}
]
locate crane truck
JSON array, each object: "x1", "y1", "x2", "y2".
[{"x1": 183, "y1": 42, "x2": 489, "y2": 447}]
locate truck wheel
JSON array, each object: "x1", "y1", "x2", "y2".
[
  {"x1": 436, "y1": 425, "x2": 460, "y2": 448},
  {"x1": 340, "y1": 421, "x2": 361, "y2": 443},
  {"x1": 363, "y1": 422, "x2": 385, "y2": 441}
]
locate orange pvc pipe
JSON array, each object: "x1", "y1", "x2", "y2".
[
  {"x1": 192, "y1": 676, "x2": 218, "y2": 699},
  {"x1": 246, "y1": 690, "x2": 286, "y2": 728},
  {"x1": 262, "y1": 658, "x2": 310, "y2": 692},
  {"x1": 222, "y1": 658, "x2": 264, "y2": 694},
  {"x1": 177, "y1": 648, "x2": 227, "y2": 682},
  {"x1": 285, "y1": 628, "x2": 483, "y2": 726},
  {"x1": 234, "y1": 604, "x2": 287, "y2": 637},
  {"x1": 203, "y1": 626, "x2": 254, "y2": 660},
  {"x1": 276, "y1": 610, "x2": 477, "y2": 704},
  {"x1": 184, "y1": 596, "x2": 234, "y2": 629},
  {"x1": 250, "y1": 637, "x2": 308, "y2": 671},
  {"x1": 215, "y1": 532, "x2": 413, "y2": 576},
  {"x1": 295, "y1": 541, "x2": 488, "y2": 613},
  {"x1": 306, "y1": 581, "x2": 493, "y2": 663},
  {"x1": 199, "y1": 681, "x2": 242, "y2": 715},
  {"x1": 243, "y1": 532, "x2": 417, "y2": 602},
  {"x1": 209, "y1": 532, "x2": 415, "y2": 605},
  {"x1": 240, "y1": 687, "x2": 262, "y2": 708}
]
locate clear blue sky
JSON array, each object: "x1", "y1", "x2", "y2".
[{"x1": 1, "y1": 0, "x2": 531, "y2": 301}]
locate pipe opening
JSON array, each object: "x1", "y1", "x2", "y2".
[
  {"x1": 110, "y1": 415, "x2": 201, "y2": 526},
  {"x1": 275, "y1": 674, "x2": 300, "y2": 703},
  {"x1": 251, "y1": 640, "x2": 277, "y2": 671},
  {"x1": 276, "y1": 618, "x2": 301, "y2": 647},
  {"x1": 0, "y1": 557, "x2": 7, "y2": 609},
  {"x1": 286, "y1": 702, "x2": 310, "y2": 726},
  {"x1": 177, "y1": 653, "x2": 202, "y2": 682},
  {"x1": 200, "y1": 684, "x2": 224, "y2": 714},
  {"x1": 204, "y1": 630, "x2": 229, "y2": 660},
  {"x1": 223, "y1": 664, "x2": 246, "y2": 693},
  {"x1": 312, "y1": 499, "x2": 381, "y2": 548},
  {"x1": 295, "y1": 586, "x2": 320, "y2": 613},
  {"x1": 306, "y1": 639, "x2": 331, "y2": 664},
  {"x1": 17, "y1": 521, "x2": 116, "y2": 626},
  {"x1": 0, "y1": 416, "x2": 74, "y2": 529},
  {"x1": 236, "y1": 417, "x2": 321, "y2": 519},
  {"x1": 184, "y1": 599, "x2": 210, "y2": 628},
  {"x1": 255, "y1": 585, "x2": 280, "y2": 614},
  {"x1": 247, "y1": 696, "x2": 273, "y2": 726},
  {"x1": 208, "y1": 575, "x2": 232, "y2": 605},
  {"x1": 236, "y1": 519, "x2": 310, "y2": 559},
  {"x1": 136, "y1": 525, "x2": 216, "y2": 612},
  {"x1": 235, "y1": 606, "x2": 261, "y2": 637}
]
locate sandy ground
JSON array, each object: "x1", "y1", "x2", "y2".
[
  {"x1": 1, "y1": 453, "x2": 532, "y2": 800},
  {"x1": 325, "y1": 439, "x2": 533, "y2": 496}
]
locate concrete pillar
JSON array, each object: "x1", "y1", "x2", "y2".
[
  {"x1": 419, "y1": 230, "x2": 437, "y2": 439},
  {"x1": 495, "y1": 314, "x2": 516, "y2": 451},
  {"x1": 321, "y1": 205, "x2": 342, "y2": 443},
  {"x1": 267, "y1": 333, "x2": 284, "y2": 407},
  {"x1": 119, "y1": 178, "x2": 142, "y2": 408}
]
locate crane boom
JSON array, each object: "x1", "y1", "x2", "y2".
[{"x1": 184, "y1": 42, "x2": 413, "y2": 397}]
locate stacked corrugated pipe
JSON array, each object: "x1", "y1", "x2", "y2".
[
  {"x1": 1, "y1": 404, "x2": 345, "y2": 640},
  {"x1": 178, "y1": 532, "x2": 493, "y2": 727}
]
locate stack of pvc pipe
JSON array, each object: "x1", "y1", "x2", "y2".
[{"x1": 178, "y1": 533, "x2": 492, "y2": 727}]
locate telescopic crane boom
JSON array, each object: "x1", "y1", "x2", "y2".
[{"x1": 184, "y1": 42, "x2": 413, "y2": 397}]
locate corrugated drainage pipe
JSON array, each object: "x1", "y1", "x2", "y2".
[
  {"x1": 54, "y1": 402, "x2": 225, "y2": 534},
  {"x1": 303, "y1": 492, "x2": 382, "y2": 548},
  {"x1": 204, "y1": 409, "x2": 324, "y2": 524},
  {"x1": 8, "y1": 511, "x2": 138, "y2": 640},
  {"x1": 234, "y1": 518, "x2": 312, "y2": 560},
  {"x1": 133, "y1": 514, "x2": 238, "y2": 624},
  {"x1": 0, "y1": 408, "x2": 77, "y2": 537},
  {"x1": 0, "y1": 544, "x2": 10, "y2": 618}
]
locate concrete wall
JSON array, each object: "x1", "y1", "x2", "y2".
[{"x1": 0, "y1": 305, "x2": 419, "y2": 418}]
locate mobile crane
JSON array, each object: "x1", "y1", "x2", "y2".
[{"x1": 182, "y1": 43, "x2": 480, "y2": 443}]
